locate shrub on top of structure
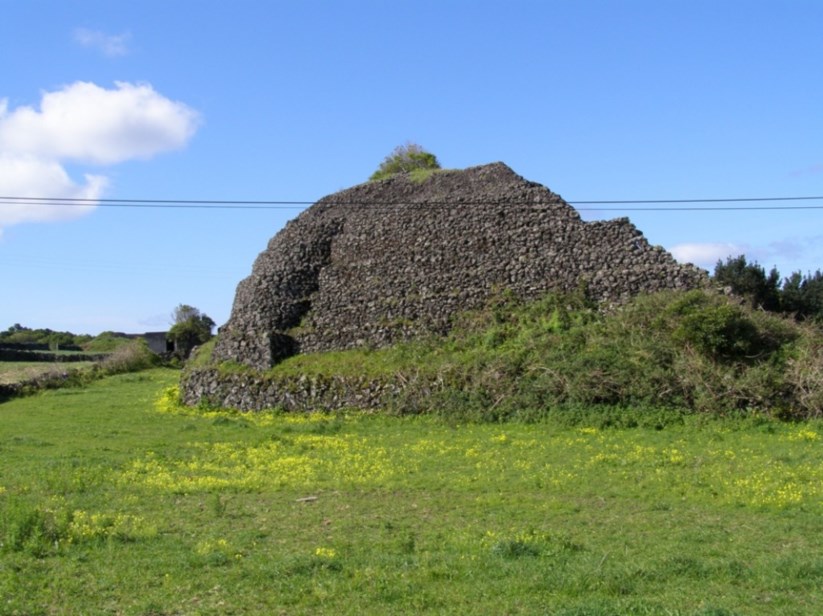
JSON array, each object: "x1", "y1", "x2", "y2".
[{"x1": 369, "y1": 142, "x2": 441, "y2": 181}]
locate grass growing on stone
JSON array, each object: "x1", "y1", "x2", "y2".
[{"x1": 2, "y1": 368, "x2": 823, "y2": 614}]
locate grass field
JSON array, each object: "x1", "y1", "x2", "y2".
[{"x1": 2, "y1": 368, "x2": 823, "y2": 615}]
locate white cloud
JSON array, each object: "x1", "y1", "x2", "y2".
[
  {"x1": 0, "y1": 81, "x2": 200, "y2": 165},
  {"x1": 669, "y1": 242, "x2": 746, "y2": 268},
  {"x1": 0, "y1": 155, "x2": 106, "y2": 226},
  {"x1": 0, "y1": 82, "x2": 200, "y2": 231},
  {"x1": 73, "y1": 28, "x2": 131, "y2": 57}
]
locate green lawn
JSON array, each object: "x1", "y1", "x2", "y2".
[{"x1": 1, "y1": 368, "x2": 822, "y2": 615}]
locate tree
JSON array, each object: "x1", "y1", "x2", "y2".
[
  {"x1": 369, "y1": 142, "x2": 441, "y2": 181},
  {"x1": 782, "y1": 269, "x2": 823, "y2": 321},
  {"x1": 781, "y1": 271, "x2": 805, "y2": 315},
  {"x1": 167, "y1": 304, "x2": 215, "y2": 358},
  {"x1": 712, "y1": 256, "x2": 823, "y2": 321},
  {"x1": 0, "y1": 324, "x2": 35, "y2": 344},
  {"x1": 713, "y1": 255, "x2": 780, "y2": 311}
]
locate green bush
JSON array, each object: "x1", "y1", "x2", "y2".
[
  {"x1": 418, "y1": 290, "x2": 819, "y2": 418},
  {"x1": 785, "y1": 334, "x2": 823, "y2": 417},
  {"x1": 369, "y1": 143, "x2": 441, "y2": 181},
  {"x1": 664, "y1": 292, "x2": 788, "y2": 360}
]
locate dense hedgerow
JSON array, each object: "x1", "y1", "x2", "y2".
[
  {"x1": 424, "y1": 289, "x2": 821, "y2": 419},
  {"x1": 241, "y1": 289, "x2": 822, "y2": 420}
]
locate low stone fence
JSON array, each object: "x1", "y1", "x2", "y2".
[
  {"x1": 0, "y1": 349, "x2": 107, "y2": 362},
  {"x1": 181, "y1": 367, "x2": 443, "y2": 413},
  {"x1": 0, "y1": 343, "x2": 83, "y2": 352},
  {"x1": 0, "y1": 369, "x2": 81, "y2": 403}
]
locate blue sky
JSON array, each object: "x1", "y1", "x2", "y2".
[{"x1": 1, "y1": 0, "x2": 821, "y2": 334}]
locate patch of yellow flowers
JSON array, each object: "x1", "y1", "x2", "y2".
[
  {"x1": 118, "y1": 431, "x2": 396, "y2": 493},
  {"x1": 314, "y1": 546, "x2": 337, "y2": 559},
  {"x1": 137, "y1": 386, "x2": 823, "y2": 510},
  {"x1": 786, "y1": 428, "x2": 820, "y2": 442},
  {"x1": 67, "y1": 509, "x2": 157, "y2": 544}
]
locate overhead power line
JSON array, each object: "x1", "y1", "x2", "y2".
[{"x1": 1, "y1": 194, "x2": 823, "y2": 211}]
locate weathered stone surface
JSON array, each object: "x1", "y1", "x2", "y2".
[
  {"x1": 180, "y1": 368, "x2": 433, "y2": 413},
  {"x1": 211, "y1": 162, "x2": 707, "y2": 374}
]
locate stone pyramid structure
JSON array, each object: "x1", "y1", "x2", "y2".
[{"x1": 213, "y1": 163, "x2": 706, "y2": 370}]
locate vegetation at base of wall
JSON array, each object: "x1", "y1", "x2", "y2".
[
  {"x1": 187, "y1": 338, "x2": 218, "y2": 367},
  {"x1": 197, "y1": 289, "x2": 823, "y2": 420}
]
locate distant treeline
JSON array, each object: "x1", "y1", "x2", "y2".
[
  {"x1": 0, "y1": 325, "x2": 135, "y2": 353},
  {"x1": 714, "y1": 256, "x2": 823, "y2": 321},
  {"x1": 0, "y1": 324, "x2": 91, "y2": 349}
]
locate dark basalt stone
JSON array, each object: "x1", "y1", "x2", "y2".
[{"x1": 212, "y1": 162, "x2": 708, "y2": 371}]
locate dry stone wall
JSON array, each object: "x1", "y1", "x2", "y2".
[
  {"x1": 180, "y1": 368, "x2": 437, "y2": 413},
  {"x1": 210, "y1": 162, "x2": 707, "y2": 375}
]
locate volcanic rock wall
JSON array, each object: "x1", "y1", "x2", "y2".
[{"x1": 212, "y1": 163, "x2": 707, "y2": 371}]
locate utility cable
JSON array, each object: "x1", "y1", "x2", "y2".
[{"x1": 1, "y1": 194, "x2": 823, "y2": 211}]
